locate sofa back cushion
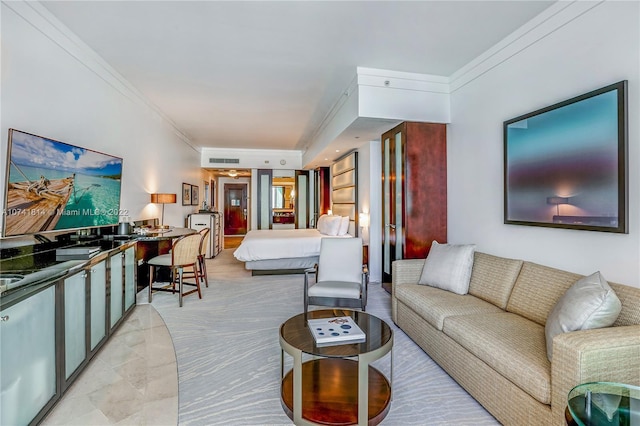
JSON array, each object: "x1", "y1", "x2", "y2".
[
  {"x1": 468, "y1": 252, "x2": 524, "y2": 309},
  {"x1": 506, "y1": 262, "x2": 581, "y2": 326},
  {"x1": 609, "y1": 282, "x2": 640, "y2": 326}
]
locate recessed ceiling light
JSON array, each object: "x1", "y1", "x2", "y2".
[{"x1": 335, "y1": 150, "x2": 340, "y2": 152}]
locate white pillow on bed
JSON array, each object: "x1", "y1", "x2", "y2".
[
  {"x1": 338, "y1": 216, "x2": 350, "y2": 235},
  {"x1": 317, "y1": 215, "x2": 342, "y2": 236}
]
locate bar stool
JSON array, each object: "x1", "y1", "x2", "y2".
[
  {"x1": 148, "y1": 233, "x2": 202, "y2": 307},
  {"x1": 182, "y1": 227, "x2": 210, "y2": 288},
  {"x1": 196, "y1": 228, "x2": 210, "y2": 288}
]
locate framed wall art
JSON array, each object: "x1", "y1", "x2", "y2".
[
  {"x1": 504, "y1": 80, "x2": 628, "y2": 233},
  {"x1": 182, "y1": 183, "x2": 191, "y2": 206},
  {"x1": 191, "y1": 185, "x2": 199, "y2": 206}
]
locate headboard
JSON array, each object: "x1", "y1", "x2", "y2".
[{"x1": 331, "y1": 151, "x2": 358, "y2": 236}]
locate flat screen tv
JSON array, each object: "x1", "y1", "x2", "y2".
[
  {"x1": 3, "y1": 129, "x2": 124, "y2": 237},
  {"x1": 504, "y1": 80, "x2": 628, "y2": 233}
]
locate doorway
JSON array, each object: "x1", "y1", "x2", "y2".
[{"x1": 224, "y1": 183, "x2": 248, "y2": 235}]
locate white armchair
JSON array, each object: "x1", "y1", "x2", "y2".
[{"x1": 304, "y1": 237, "x2": 368, "y2": 314}]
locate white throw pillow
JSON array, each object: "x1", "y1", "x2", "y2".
[
  {"x1": 418, "y1": 241, "x2": 476, "y2": 295},
  {"x1": 338, "y1": 216, "x2": 350, "y2": 235},
  {"x1": 317, "y1": 215, "x2": 342, "y2": 236},
  {"x1": 545, "y1": 271, "x2": 621, "y2": 361}
]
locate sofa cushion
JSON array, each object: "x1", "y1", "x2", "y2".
[
  {"x1": 506, "y1": 262, "x2": 582, "y2": 326},
  {"x1": 418, "y1": 241, "x2": 476, "y2": 295},
  {"x1": 443, "y1": 312, "x2": 551, "y2": 405},
  {"x1": 545, "y1": 271, "x2": 621, "y2": 361},
  {"x1": 468, "y1": 252, "x2": 524, "y2": 309},
  {"x1": 395, "y1": 284, "x2": 503, "y2": 331}
]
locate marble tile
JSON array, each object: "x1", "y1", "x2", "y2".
[{"x1": 41, "y1": 305, "x2": 178, "y2": 426}]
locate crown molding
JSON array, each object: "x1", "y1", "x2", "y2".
[
  {"x1": 449, "y1": 1, "x2": 604, "y2": 93},
  {"x1": 3, "y1": 1, "x2": 199, "y2": 152}
]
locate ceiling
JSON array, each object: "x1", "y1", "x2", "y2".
[{"x1": 42, "y1": 1, "x2": 554, "y2": 167}]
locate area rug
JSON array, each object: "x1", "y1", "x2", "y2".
[{"x1": 144, "y1": 249, "x2": 499, "y2": 425}]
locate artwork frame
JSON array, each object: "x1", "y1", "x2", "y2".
[
  {"x1": 191, "y1": 185, "x2": 199, "y2": 206},
  {"x1": 504, "y1": 80, "x2": 628, "y2": 233},
  {"x1": 182, "y1": 183, "x2": 191, "y2": 206}
]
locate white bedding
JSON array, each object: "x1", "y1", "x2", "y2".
[{"x1": 233, "y1": 229, "x2": 351, "y2": 262}]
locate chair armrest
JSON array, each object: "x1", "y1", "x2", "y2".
[
  {"x1": 304, "y1": 266, "x2": 317, "y2": 274},
  {"x1": 550, "y1": 325, "x2": 640, "y2": 424}
]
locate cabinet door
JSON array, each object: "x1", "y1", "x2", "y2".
[
  {"x1": 64, "y1": 271, "x2": 87, "y2": 380},
  {"x1": 110, "y1": 253, "x2": 123, "y2": 328},
  {"x1": 90, "y1": 260, "x2": 107, "y2": 351},
  {"x1": 1, "y1": 286, "x2": 57, "y2": 426},
  {"x1": 124, "y1": 247, "x2": 136, "y2": 311}
]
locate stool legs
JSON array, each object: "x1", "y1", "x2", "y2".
[{"x1": 148, "y1": 265, "x2": 154, "y2": 303}]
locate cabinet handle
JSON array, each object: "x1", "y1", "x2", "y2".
[
  {"x1": 1, "y1": 315, "x2": 9, "y2": 322},
  {"x1": 81, "y1": 273, "x2": 87, "y2": 278}
]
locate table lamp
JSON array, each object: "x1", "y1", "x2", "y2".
[{"x1": 150, "y1": 193, "x2": 177, "y2": 228}]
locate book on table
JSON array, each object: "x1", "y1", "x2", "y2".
[{"x1": 307, "y1": 316, "x2": 366, "y2": 346}]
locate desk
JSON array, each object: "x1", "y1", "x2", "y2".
[{"x1": 134, "y1": 228, "x2": 197, "y2": 291}]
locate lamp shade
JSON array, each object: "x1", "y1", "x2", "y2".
[
  {"x1": 150, "y1": 193, "x2": 177, "y2": 204},
  {"x1": 359, "y1": 212, "x2": 370, "y2": 228}
]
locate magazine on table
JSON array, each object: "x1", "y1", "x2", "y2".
[{"x1": 307, "y1": 316, "x2": 366, "y2": 346}]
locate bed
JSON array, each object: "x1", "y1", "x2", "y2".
[
  {"x1": 236, "y1": 151, "x2": 359, "y2": 275},
  {"x1": 233, "y1": 228, "x2": 353, "y2": 275}
]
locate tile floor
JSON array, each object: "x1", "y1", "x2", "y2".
[{"x1": 42, "y1": 304, "x2": 178, "y2": 425}]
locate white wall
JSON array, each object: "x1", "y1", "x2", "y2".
[
  {"x1": 448, "y1": 1, "x2": 640, "y2": 287},
  {"x1": 0, "y1": 2, "x2": 201, "y2": 232}
]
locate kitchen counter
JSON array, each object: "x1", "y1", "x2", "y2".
[{"x1": 0, "y1": 227, "x2": 196, "y2": 307}]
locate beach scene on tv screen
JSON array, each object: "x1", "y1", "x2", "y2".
[{"x1": 4, "y1": 130, "x2": 123, "y2": 236}]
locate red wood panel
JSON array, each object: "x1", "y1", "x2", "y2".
[
  {"x1": 381, "y1": 121, "x2": 447, "y2": 281},
  {"x1": 404, "y1": 122, "x2": 447, "y2": 259}
]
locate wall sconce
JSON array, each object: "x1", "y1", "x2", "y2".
[
  {"x1": 546, "y1": 196, "x2": 569, "y2": 216},
  {"x1": 359, "y1": 212, "x2": 370, "y2": 228},
  {"x1": 150, "y1": 193, "x2": 177, "y2": 228}
]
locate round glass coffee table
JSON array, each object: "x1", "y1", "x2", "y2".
[
  {"x1": 566, "y1": 382, "x2": 640, "y2": 425},
  {"x1": 279, "y1": 309, "x2": 393, "y2": 426}
]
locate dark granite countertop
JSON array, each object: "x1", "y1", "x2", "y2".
[{"x1": 0, "y1": 227, "x2": 196, "y2": 307}]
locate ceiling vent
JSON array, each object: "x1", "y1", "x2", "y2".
[{"x1": 209, "y1": 158, "x2": 240, "y2": 164}]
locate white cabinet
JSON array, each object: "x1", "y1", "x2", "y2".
[
  {"x1": 64, "y1": 271, "x2": 87, "y2": 380},
  {"x1": 0, "y1": 286, "x2": 57, "y2": 425},
  {"x1": 110, "y1": 253, "x2": 123, "y2": 328},
  {"x1": 90, "y1": 260, "x2": 107, "y2": 351},
  {"x1": 124, "y1": 246, "x2": 136, "y2": 310}
]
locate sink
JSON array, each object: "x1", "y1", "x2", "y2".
[
  {"x1": 0, "y1": 274, "x2": 24, "y2": 286},
  {"x1": 0, "y1": 274, "x2": 25, "y2": 294}
]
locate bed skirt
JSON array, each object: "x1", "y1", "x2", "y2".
[{"x1": 245, "y1": 256, "x2": 318, "y2": 275}]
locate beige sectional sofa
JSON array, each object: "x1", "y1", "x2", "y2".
[{"x1": 391, "y1": 252, "x2": 640, "y2": 425}]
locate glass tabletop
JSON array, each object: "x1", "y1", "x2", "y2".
[
  {"x1": 567, "y1": 382, "x2": 640, "y2": 425},
  {"x1": 280, "y1": 309, "x2": 392, "y2": 358}
]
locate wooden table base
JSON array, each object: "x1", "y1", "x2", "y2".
[{"x1": 281, "y1": 358, "x2": 391, "y2": 426}]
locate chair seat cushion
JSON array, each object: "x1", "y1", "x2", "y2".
[
  {"x1": 148, "y1": 254, "x2": 172, "y2": 267},
  {"x1": 308, "y1": 281, "x2": 361, "y2": 299}
]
